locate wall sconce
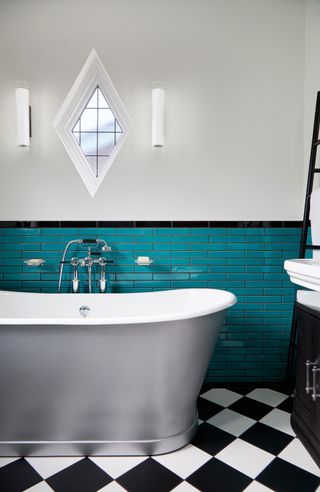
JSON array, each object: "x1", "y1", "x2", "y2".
[
  {"x1": 152, "y1": 84, "x2": 165, "y2": 147},
  {"x1": 16, "y1": 81, "x2": 31, "y2": 148}
]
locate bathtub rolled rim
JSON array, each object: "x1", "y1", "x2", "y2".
[{"x1": 0, "y1": 288, "x2": 237, "y2": 325}]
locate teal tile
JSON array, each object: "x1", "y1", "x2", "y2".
[
  {"x1": 191, "y1": 273, "x2": 226, "y2": 280},
  {"x1": 116, "y1": 273, "x2": 153, "y2": 280},
  {"x1": 228, "y1": 273, "x2": 263, "y2": 280},
  {"x1": 4, "y1": 243, "x2": 40, "y2": 251},
  {"x1": 247, "y1": 266, "x2": 283, "y2": 273},
  {"x1": 4, "y1": 273, "x2": 41, "y2": 280},
  {"x1": 134, "y1": 281, "x2": 171, "y2": 289},
  {"x1": 210, "y1": 236, "x2": 245, "y2": 243},
  {"x1": 229, "y1": 228, "x2": 265, "y2": 235},
  {"x1": 191, "y1": 228, "x2": 224, "y2": 235},
  {"x1": 172, "y1": 266, "x2": 209, "y2": 273},
  {"x1": 265, "y1": 243, "x2": 298, "y2": 251},
  {"x1": 173, "y1": 235, "x2": 208, "y2": 243},
  {"x1": 0, "y1": 280, "x2": 22, "y2": 289},
  {"x1": 172, "y1": 251, "x2": 207, "y2": 257},
  {"x1": 171, "y1": 281, "x2": 209, "y2": 288},
  {"x1": 154, "y1": 228, "x2": 189, "y2": 235},
  {"x1": 96, "y1": 228, "x2": 116, "y2": 235},
  {"x1": 230, "y1": 243, "x2": 265, "y2": 251},
  {"x1": 154, "y1": 243, "x2": 188, "y2": 251},
  {"x1": 0, "y1": 251, "x2": 22, "y2": 258},
  {"x1": 133, "y1": 228, "x2": 154, "y2": 236},
  {"x1": 191, "y1": 258, "x2": 226, "y2": 265},
  {"x1": 0, "y1": 266, "x2": 22, "y2": 273},
  {"x1": 40, "y1": 228, "x2": 63, "y2": 235},
  {"x1": 116, "y1": 243, "x2": 153, "y2": 251},
  {"x1": 209, "y1": 251, "x2": 244, "y2": 258},
  {"x1": 267, "y1": 228, "x2": 300, "y2": 235},
  {"x1": 153, "y1": 273, "x2": 189, "y2": 280},
  {"x1": 210, "y1": 266, "x2": 246, "y2": 273},
  {"x1": 135, "y1": 235, "x2": 156, "y2": 243},
  {"x1": 192, "y1": 243, "x2": 227, "y2": 251},
  {"x1": 264, "y1": 273, "x2": 286, "y2": 280},
  {"x1": 227, "y1": 258, "x2": 265, "y2": 265},
  {"x1": 208, "y1": 281, "x2": 246, "y2": 288},
  {"x1": 0, "y1": 236, "x2": 22, "y2": 243},
  {"x1": 4, "y1": 228, "x2": 40, "y2": 236},
  {"x1": 115, "y1": 228, "x2": 135, "y2": 235}
]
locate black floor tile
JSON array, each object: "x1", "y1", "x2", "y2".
[
  {"x1": 197, "y1": 397, "x2": 224, "y2": 421},
  {"x1": 46, "y1": 457, "x2": 112, "y2": 492},
  {"x1": 0, "y1": 458, "x2": 42, "y2": 492},
  {"x1": 191, "y1": 422, "x2": 234, "y2": 455},
  {"x1": 116, "y1": 458, "x2": 181, "y2": 492},
  {"x1": 229, "y1": 396, "x2": 273, "y2": 420},
  {"x1": 277, "y1": 396, "x2": 294, "y2": 414},
  {"x1": 240, "y1": 422, "x2": 294, "y2": 455},
  {"x1": 256, "y1": 457, "x2": 320, "y2": 492},
  {"x1": 187, "y1": 457, "x2": 252, "y2": 492}
]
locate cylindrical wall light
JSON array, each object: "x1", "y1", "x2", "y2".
[
  {"x1": 152, "y1": 84, "x2": 165, "y2": 147},
  {"x1": 16, "y1": 81, "x2": 31, "y2": 148}
]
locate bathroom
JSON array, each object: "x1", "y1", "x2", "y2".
[{"x1": 1, "y1": 0, "x2": 320, "y2": 490}]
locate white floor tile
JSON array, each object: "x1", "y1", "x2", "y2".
[
  {"x1": 246, "y1": 389, "x2": 288, "y2": 407},
  {"x1": 260, "y1": 409, "x2": 295, "y2": 436},
  {"x1": 215, "y1": 439, "x2": 274, "y2": 479},
  {"x1": 171, "y1": 482, "x2": 201, "y2": 491},
  {"x1": 200, "y1": 388, "x2": 242, "y2": 407},
  {"x1": 89, "y1": 456, "x2": 147, "y2": 479},
  {"x1": 24, "y1": 482, "x2": 54, "y2": 492},
  {"x1": 97, "y1": 483, "x2": 127, "y2": 492},
  {"x1": 207, "y1": 408, "x2": 256, "y2": 437},
  {"x1": 243, "y1": 481, "x2": 274, "y2": 492},
  {"x1": 26, "y1": 457, "x2": 82, "y2": 479},
  {"x1": 279, "y1": 438, "x2": 320, "y2": 476},
  {"x1": 153, "y1": 444, "x2": 211, "y2": 479},
  {"x1": 0, "y1": 457, "x2": 19, "y2": 468}
]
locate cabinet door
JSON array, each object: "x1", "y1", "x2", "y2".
[{"x1": 295, "y1": 307, "x2": 320, "y2": 426}]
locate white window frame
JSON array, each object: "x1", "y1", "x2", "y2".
[{"x1": 53, "y1": 49, "x2": 131, "y2": 197}]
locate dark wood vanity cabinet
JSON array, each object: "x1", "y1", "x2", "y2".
[{"x1": 292, "y1": 301, "x2": 320, "y2": 466}]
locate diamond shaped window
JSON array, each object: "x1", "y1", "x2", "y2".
[
  {"x1": 53, "y1": 50, "x2": 130, "y2": 196},
  {"x1": 72, "y1": 87, "x2": 123, "y2": 178}
]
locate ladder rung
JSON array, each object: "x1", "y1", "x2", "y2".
[
  {"x1": 304, "y1": 245, "x2": 320, "y2": 250},
  {"x1": 313, "y1": 139, "x2": 320, "y2": 146},
  {"x1": 314, "y1": 169, "x2": 320, "y2": 173}
]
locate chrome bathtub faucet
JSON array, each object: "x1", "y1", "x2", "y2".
[{"x1": 58, "y1": 238, "x2": 113, "y2": 293}]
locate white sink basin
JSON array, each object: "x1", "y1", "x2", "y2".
[{"x1": 284, "y1": 259, "x2": 320, "y2": 291}]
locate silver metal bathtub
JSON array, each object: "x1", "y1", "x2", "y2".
[{"x1": 0, "y1": 288, "x2": 236, "y2": 456}]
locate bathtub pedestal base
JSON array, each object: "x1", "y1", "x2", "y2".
[{"x1": 0, "y1": 418, "x2": 198, "y2": 457}]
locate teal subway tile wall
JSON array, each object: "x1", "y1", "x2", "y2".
[{"x1": 0, "y1": 226, "x2": 300, "y2": 383}]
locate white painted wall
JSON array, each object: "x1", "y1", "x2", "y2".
[
  {"x1": 0, "y1": 0, "x2": 305, "y2": 220},
  {"x1": 305, "y1": 0, "x2": 320, "y2": 190}
]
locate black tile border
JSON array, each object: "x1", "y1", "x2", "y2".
[{"x1": 0, "y1": 221, "x2": 303, "y2": 228}]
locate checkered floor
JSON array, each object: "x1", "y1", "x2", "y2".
[{"x1": 1, "y1": 387, "x2": 320, "y2": 492}]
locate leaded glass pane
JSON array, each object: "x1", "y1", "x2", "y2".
[
  {"x1": 98, "y1": 109, "x2": 115, "y2": 132},
  {"x1": 81, "y1": 132, "x2": 97, "y2": 155},
  {"x1": 98, "y1": 88, "x2": 109, "y2": 108},
  {"x1": 71, "y1": 85, "x2": 124, "y2": 177},
  {"x1": 98, "y1": 132, "x2": 115, "y2": 155},
  {"x1": 80, "y1": 108, "x2": 97, "y2": 132},
  {"x1": 86, "y1": 89, "x2": 98, "y2": 108}
]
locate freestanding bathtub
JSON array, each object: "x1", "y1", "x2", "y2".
[{"x1": 0, "y1": 288, "x2": 236, "y2": 456}]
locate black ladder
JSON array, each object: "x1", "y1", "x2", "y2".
[{"x1": 286, "y1": 91, "x2": 320, "y2": 386}]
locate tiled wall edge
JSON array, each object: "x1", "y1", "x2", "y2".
[{"x1": 0, "y1": 221, "x2": 303, "y2": 228}]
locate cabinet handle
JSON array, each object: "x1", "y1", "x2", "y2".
[
  {"x1": 305, "y1": 359, "x2": 320, "y2": 400},
  {"x1": 312, "y1": 366, "x2": 320, "y2": 401},
  {"x1": 306, "y1": 360, "x2": 315, "y2": 394}
]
